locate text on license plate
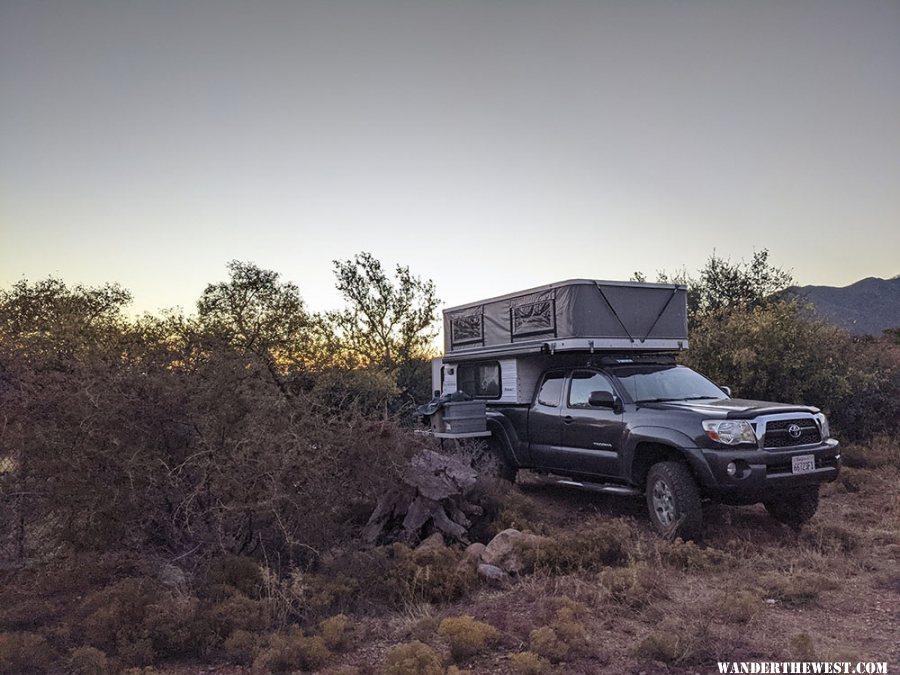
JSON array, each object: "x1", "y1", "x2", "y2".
[{"x1": 791, "y1": 454, "x2": 816, "y2": 474}]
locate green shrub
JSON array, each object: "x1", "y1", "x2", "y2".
[
  {"x1": 0, "y1": 632, "x2": 54, "y2": 673},
  {"x1": 379, "y1": 641, "x2": 444, "y2": 675},
  {"x1": 438, "y1": 615, "x2": 499, "y2": 662}
]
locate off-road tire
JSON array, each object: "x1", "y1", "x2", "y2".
[
  {"x1": 645, "y1": 461, "x2": 703, "y2": 541},
  {"x1": 764, "y1": 485, "x2": 819, "y2": 529}
]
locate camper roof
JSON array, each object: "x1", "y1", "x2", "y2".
[{"x1": 442, "y1": 278, "x2": 689, "y2": 360}]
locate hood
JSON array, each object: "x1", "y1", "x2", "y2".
[{"x1": 642, "y1": 398, "x2": 820, "y2": 419}]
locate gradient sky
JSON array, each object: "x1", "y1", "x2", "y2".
[{"x1": 2, "y1": 0, "x2": 898, "y2": 316}]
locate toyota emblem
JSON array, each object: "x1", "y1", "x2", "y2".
[{"x1": 787, "y1": 423, "x2": 802, "y2": 439}]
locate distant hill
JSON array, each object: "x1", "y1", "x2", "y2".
[{"x1": 785, "y1": 276, "x2": 900, "y2": 336}]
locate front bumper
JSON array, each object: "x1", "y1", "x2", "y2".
[{"x1": 684, "y1": 438, "x2": 840, "y2": 501}]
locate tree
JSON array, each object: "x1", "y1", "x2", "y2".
[
  {"x1": 196, "y1": 261, "x2": 313, "y2": 392},
  {"x1": 323, "y1": 252, "x2": 439, "y2": 372},
  {"x1": 637, "y1": 250, "x2": 793, "y2": 322}
]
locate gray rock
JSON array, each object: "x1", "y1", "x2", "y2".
[
  {"x1": 482, "y1": 528, "x2": 547, "y2": 574},
  {"x1": 477, "y1": 563, "x2": 509, "y2": 586},
  {"x1": 417, "y1": 532, "x2": 446, "y2": 550},
  {"x1": 463, "y1": 542, "x2": 486, "y2": 564}
]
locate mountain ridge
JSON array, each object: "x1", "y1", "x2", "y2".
[{"x1": 785, "y1": 276, "x2": 900, "y2": 336}]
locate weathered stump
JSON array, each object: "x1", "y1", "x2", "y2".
[{"x1": 362, "y1": 450, "x2": 484, "y2": 546}]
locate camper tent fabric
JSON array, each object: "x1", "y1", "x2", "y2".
[{"x1": 443, "y1": 280, "x2": 688, "y2": 358}]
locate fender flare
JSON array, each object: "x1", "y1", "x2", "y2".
[
  {"x1": 624, "y1": 427, "x2": 715, "y2": 488},
  {"x1": 485, "y1": 413, "x2": 523, "y2": 468}
]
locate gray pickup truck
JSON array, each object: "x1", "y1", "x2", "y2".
[{"x1": 431, "y1": 280, "x2": 840, "y2": 539}]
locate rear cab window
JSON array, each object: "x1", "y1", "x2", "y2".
[{"x1": 536, "y1": 370, "x2": 566, "y2": 407}]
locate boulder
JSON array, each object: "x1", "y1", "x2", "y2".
[
  {"x1": 417, "y1": 532, "x2": 446, "y2": 550},
  {"x1": 477, "y1": 563, "x2": 509, "y2": 587},
  {"x1": 463, "y1": 542, "x2": 486, "y2": 565},
  {"x1": 482, "y1": 528, "x2": 546, "y2": 574}
]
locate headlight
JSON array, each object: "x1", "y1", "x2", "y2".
[
  {"x1": 814, "y1": 413, "x2": 830, "y2": 440},
  {"x1": 702, "y1": 420, "x2": 757, "y2": 446}
]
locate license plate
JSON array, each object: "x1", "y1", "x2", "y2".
[{"x1": 791, "y1": 454, "x2": 816, "y2": 474}]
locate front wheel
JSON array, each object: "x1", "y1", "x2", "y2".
[
  {"x1": 764, "y1": 485, "x2": 819, "y2": 529},
  {"x1": 645, "y1": 461, "x2": 703, "y2": 541}
]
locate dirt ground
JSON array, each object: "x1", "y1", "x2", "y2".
[{"x1": 157, "y1": 461, "x2": 899, "y2": 675}]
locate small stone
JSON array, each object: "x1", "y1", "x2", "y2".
[
  {"x1": 765, "y1": 598, "x2": 777, "y2": 605},
  {"x1": 463, "y1": 542, "x2": 486, "y2": 564}
]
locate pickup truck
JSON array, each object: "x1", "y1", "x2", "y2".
[{"x1": 479, "y1": 356, "x2": 840, "y2": 540}]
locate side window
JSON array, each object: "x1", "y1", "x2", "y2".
[
  {"x1": 457, "y1": 362, "x2": 501, "y2": 399},
  {"x1": 568, "y1": 370, "x2": 616, "y2": 408},
  {"x1": 537, "y1": 371, "x2": 566, "y2": 407}
]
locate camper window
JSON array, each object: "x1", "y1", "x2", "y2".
[{"x1": 457, "y1": 362, "x2": 501, "y2": 399}]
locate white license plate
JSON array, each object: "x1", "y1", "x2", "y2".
[{"x1": 791, "y1": 454, "x2": 816, "y2": 474}]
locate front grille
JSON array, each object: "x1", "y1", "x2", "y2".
[{"x1": 763, "y1": 418, "x2": 821, "y2": 449}]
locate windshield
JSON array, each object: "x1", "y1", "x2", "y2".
[{"x1": 611, "y1": 365, "x2": 726, "y2": 403}]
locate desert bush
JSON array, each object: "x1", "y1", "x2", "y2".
[
  {"x1": 438, "y1": 615, "x2": 499, "y2": 662},
  {"x1": 222, "y1": 629, "x2": 258, "y2": 665},
  {"x1": 76, "y1": 577, "x2": 161, "y2": 653},
  {"x1": 657, "y1": 539, "x2": 733, "y2": 571},
  {"x1": 789, "y1": 632, "x2": 817, "y2": 660},
  {"x1": 68, "y1": 646, "x2": 112, "y2": 675},
  {"x1": 516, "y1": 519, "x2": 631, "y2": 574},
  {"x1": 840, "y1": 436, "x2": 899, "y2": 469},
  {"x1": 319, "y1": 614, "x2": 352, "y2": 652},
  {"x1": 528, "y1": 627, "x2": 568, "y2": 663},
  {"x1": 205, "y1": 555, "x2": 265, "y2": 599},
  {"x1": 632, "y1": 618, "x2": 713, "y2": 665},
  {"x1": 491, "y1": 488, "x2": 546, "y2": 535},
  {"x1": 509, "y1": 651, "x2": 553, "y2": 674},
  {"x1": 757, "y1": 571, "x2": 838, "y2": 608},
  {"x1": 800, "y1": 522, "x2": 861, "y2": 554},
  {"x1": 252, "y1": 627, "x2": 331, "y2": 673},
  {"x1": 210, "y1": 593, "x2": 272, "y2": 634},
  {"x1": 548, "y1": 597, "x2": 588, "y2": 647},
  {"x1": 0, "y1": 631, "x2": 54, "y2": 674},
  {"x1": 379, "y1": 641, "x2": 444, "y2": 675},
  {"x1": 597, "y1": 564, "x2": 664, "y2": 608},
  {"x1": 715, "y1": 590, "x2": 763, "y2": 624}
]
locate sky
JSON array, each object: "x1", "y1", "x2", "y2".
[{"x1": 1, "y1": 0, "x2": 898, "y2": 316}]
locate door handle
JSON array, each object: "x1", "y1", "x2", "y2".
[{"x1": 563, "y1": 415, "x2": 573, "y2": 425}]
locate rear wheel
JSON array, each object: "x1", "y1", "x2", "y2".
[
  {"x1": 764, "y1": 485, "x2": 819, "y2": 529},
  {"x1": 645, "y1": 461, "x2": 703, "y2": 540},
  {"x1": 473, "y1": 437, "x2": 517, "y2": 483}
]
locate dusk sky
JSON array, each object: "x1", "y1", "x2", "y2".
[{"x1": 2, "y1": 0, "x2": 898, "y2": 316}]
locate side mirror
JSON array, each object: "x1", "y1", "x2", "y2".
[
  {"x1": 589, "y1": 390, "x2": 624, "y2": 413},
  {"x1": 720, "y1": 386, "x2": 732, "y2": 397}
]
